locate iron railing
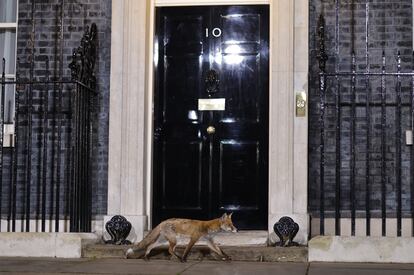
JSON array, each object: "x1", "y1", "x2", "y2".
[
  {"x1": 0, "y1": 3, "x2": 96, "y2": 232},
  {"x1": 315, "y1": 0, "x2": 414, "y2": 237}
]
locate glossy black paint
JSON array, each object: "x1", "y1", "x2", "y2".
[{"x1": 153, "y1": 5, "x2": 269, "y2": 230}]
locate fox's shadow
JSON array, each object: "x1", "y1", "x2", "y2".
[{"x1": 125, "y1": 246, "x2": 226, "y2": 261}]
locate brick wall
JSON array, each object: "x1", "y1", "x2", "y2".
[
  {"x1": 309, "y1": 0, "x2": 413, "y2": 217},
  {"x1": 0, "y1": 0, "x2": 111, "y2": 220}
]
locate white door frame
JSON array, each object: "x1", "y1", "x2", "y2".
[{"x1": 107, "y1": 0, "x2": 309, "y2": 244}]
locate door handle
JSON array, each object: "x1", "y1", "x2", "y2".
[{"x1": 207, "y1": 126, "x2": 216, "y2": 135}]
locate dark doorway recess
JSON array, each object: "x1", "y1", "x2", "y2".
[{"x1": 153, "y1": 5, "x2": 269, "y2": 230}]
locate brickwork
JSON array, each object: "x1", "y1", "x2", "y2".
[
  {"x1": 0, "y1": 0, "x2": 111, "y2": 220},
  {"x1": 309, "y1": 0, "x2": 413, "y2": 217}
]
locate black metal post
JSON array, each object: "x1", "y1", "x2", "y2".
[
  {"x1": 350, "y1": 51, "x2": 356, "y2": 236},
  {"x1": 0, "y1": 58, "x2": 5, "y2": 232},
  {"x1": 364, "y1": 0, "x2": 371, "y2": 236},
  {"x1": 41, "y1": 59, "x2": 50, "y2": 232},
  {"x1": 49, "y1": 4, "x2": 59, "y2": 231},
  {"x1": 82, "y1": 85, "x2": 88, "y2": 232},
  {"x1": 7, "y1": 71, "x2": 13, "y2": 231},
  {"x1": 55, "y1": 0, "x2": 65, "y2": 232},
  {"x1": 69, "y1": 80, "x2": 77, "y2": 232},
  {"x1": 411, "y1": 51, "x2": 414, "y2": 237},
  {"x1": 25, "y1": 0, "x2": 36, "y2": 232},
  {"x1": 396, "y1": 52, "x2": 402, "y2": 237},
  {"x1": 318, "y1": 15, "x2": 327, "y2": 235},
  {"x1": 7, "y1": 113, "x2": 13, "y2": 232},
  {"x1": 79, "y1": 84, "x2": 85, "y2": 231},
  {"x1": 87, "y1": 90, "x2": 93, "y2": 232},
  {"x1": 334, "y1": 0, "x2": 341, "y2": 236},
  {"x1": 349, "y1": 0, "x2": 356, "y2": 237},
  {"x1": 65, "y1": 84, "x2": 72, "y2": 224},
  {"x1": 11, "y1": 59, "x2": 20, "y2": 232},
  {"x1": 381, "y1": 51, "x2": 387, "y2": 236},
  {"x1": 72, "y1": 81, "x2": 81, "y2": 232},
  {"x1": 77, "y1": 83, "x2": 82, "y2": 232}
]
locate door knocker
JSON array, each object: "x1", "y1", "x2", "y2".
[{"x1": 205, "y1": 69, "x2": 219, "y2": 95}]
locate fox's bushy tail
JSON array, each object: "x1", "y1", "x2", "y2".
[{"x1": 125, "y1": 224, "x2": 162, "y2": 258}]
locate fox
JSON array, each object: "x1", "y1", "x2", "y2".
[{"x1": 125, "y1": 213, "x2": 238, "y2": 262}]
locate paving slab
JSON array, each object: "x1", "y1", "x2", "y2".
[
  {"x1": 309, "y1": 262, "x2": 414, "y2": 275},
  {"x1": 1, "y1": 257, "x2": 414, "y2": 275},
  {"x1": 182, "y1": 261, "x2": 308, "y2": 275},
  {"x1": 0, "y1": 258, "x2": 192, "y2": 275}
]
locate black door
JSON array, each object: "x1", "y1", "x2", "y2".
[{"x1": 153, "y1": 5, "x2": 269, "y2": 230}]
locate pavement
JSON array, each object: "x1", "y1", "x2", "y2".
[{"x1": 1, "y1": 258, "x2": 414, "y2": 275}]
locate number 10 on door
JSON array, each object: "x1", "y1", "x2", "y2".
[{"x1": 206, "y1": 28, "x2": 222, "y2": 38}]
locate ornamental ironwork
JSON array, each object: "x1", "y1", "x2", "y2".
[
  {"x1": 69, "y1": 23, "x2": 98, "y2": 90},
  {"x1": 104, "y1": 215, "x2": 132, "y2": 245},
  {"x1": 317, "y1": 14, "x2": 328, "y2": 72},
  {"x1": 273, "y1": 216, "x2": 299, "y2": 247}
]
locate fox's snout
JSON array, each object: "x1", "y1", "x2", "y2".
[{"x1": 220, "y1": 212, "x2": 238, "y2": 233}]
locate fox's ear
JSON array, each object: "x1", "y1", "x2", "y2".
[
  {"x1": 221, "y1": 213, "x2": 227, "y2": 220},
  {"x1": 229, "y1": 212, "x2": 233, "y2": 218}
]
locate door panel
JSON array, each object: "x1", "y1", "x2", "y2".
[
  {"x1": 219, "y1": 56, "x2": 262, "y2": 122},
  {"x1": 222, "y1": 14, "x2": 260, "y2": 42},
  {"x1": 162, "y1": 141, "x2": 203, "y2": 210},
  {"x1": 153, "y1": 5, "x2": 269, "y2": 230},
  {"x1": 218, "y1": 141, "x2": 260, "y2": 208},
  {"x1": 164, "y1": 56, "x2": 203, "y2": 122}
]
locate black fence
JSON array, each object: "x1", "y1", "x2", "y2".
[
  {"x1": 0, "y1": 18, "x2": 97, "y2": 232},
  {"x1": 316, "y1": 0, "x2": 414, "y2": 237}
]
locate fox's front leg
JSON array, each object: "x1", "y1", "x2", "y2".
[
  {"x1": 181, "y1": 236, "x2": 199, "y2": 262},
  {"x1": 205, "y1": 237, "x2": 231, "y2": 261}
]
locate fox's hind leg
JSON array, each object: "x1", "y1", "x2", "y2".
[
  {"x1": 143, "y1": 236, "x2": 163, "y2": 261},
  {"x1": 164, "y1": 231, "x2": 182, "y2": 261}
]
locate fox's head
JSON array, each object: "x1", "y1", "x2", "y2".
[{"x1": 219, "y1": 213, "x2": 238, "y2": 233}]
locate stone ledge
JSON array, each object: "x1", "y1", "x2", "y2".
[
  {"x1": 103, "y1": 230, "x2": 268, "y2": 247},
  {"x1": 152, "y1": 230, "x2": 269, "y2": 247},
  {"x1": 309, "y1": 236, "x2": 414, "y2": 263},
  {"x1": 0, "y1": 233, "x2": 99, "y2": 258},
  {"x1": 83, "y1": 244, "x2": 308, "y2": 262}
]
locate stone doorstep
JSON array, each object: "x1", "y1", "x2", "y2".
[
  {"x1": 84, "y1": 230, "x2": 307, "y2": 262},
  {"x1": 149, "y1": 230, "x2": 269, "y2": 247},
  {"x1": 82, "y1": 244, "x2": 308, "y2": 262},
  {"x1": 110, "y1": 230, "x2": 269, "y2": 248}
]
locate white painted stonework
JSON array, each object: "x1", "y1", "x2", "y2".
[
  {"x1": 108, "y1": 0, "x2": 309, "y2": 245},
  {"x1": 0, "y1": 233, "x2": 98, "y2": 258},
  {"x1": 309, "y1": 236, "x2": 414, "y2": 263}
]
